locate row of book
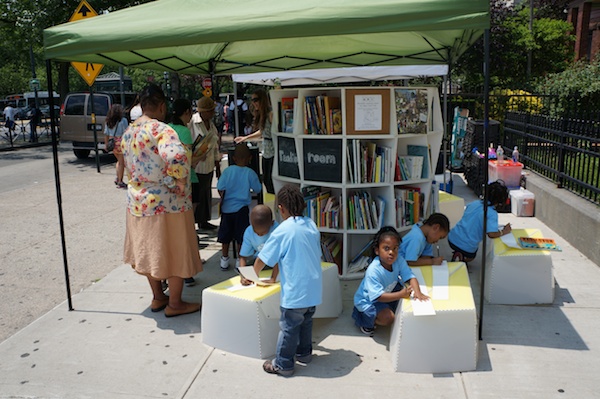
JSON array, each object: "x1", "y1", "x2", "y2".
[
  {"x1": 347, "y1": 140, "x2": 393, "y2": 184},
  {"x1": 303, "y1": 186, "x2": 341, "y2": 229},
  {"x1": 395, "y1": 187, "x2": 424, "y2": 227},
  {"x1": 277, "y1": 97, "x2": 296, "y2": 133},
  {"x1": 321, "y1": 234, "x2": 342, "y2": 274},
  {"x1": 347, "y1": 191, "x2": 386, "y2": 230},
  {"x1": 303, "y1": 95, "x2": 342, "y2": 135},
  {"x1": 347, "y1": 238, "x2": 374, "y2": 275}
]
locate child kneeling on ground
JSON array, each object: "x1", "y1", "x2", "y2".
[
  {"x1": 399, "y1": 213, "x2": 450, "y2": 267},
  {"x1": 353, "y1": 226, "x2": 429, "y2": 337},
  {"x1": 253, "y1": 185, "x2": 322, "y2": 377}
]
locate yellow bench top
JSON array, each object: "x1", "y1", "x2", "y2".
[
  {"x1": 493, "y1": 228, "x2": 551, "y2": 257},
  {"x1": 403, "y1": 262, "x2": 475, "y2": 312},
  {"x1": 204, "y1": 262, "x2": 336, "y2": 302},
  {"x1": 439, "y1": 191, "x2": 463, "y2": 203}
]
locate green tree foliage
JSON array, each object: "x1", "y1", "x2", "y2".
[{"x1": 453, "y1": 0, "x2": 573, "y2": 91}]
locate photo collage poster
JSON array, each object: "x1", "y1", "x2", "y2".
[{"x1": 395, "y1": 89, "x2": 429, "y2": 134}]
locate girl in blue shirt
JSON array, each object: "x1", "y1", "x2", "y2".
[
  {"x1": 353, "y1": 226, "x2": 429, "y2": 337},
  {"x1": 448, "y1": 180, "x2": 512, "y2": 263},
  {"x1": 399, "y1": 213, "x2": 450, "y2": 267}
]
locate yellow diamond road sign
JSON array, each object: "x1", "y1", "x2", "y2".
[{"x1": 70, "y1": 0, "x2": 104, "y2": 86}]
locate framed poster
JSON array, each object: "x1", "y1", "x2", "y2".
[{"x1": 345, "y1": 88, "x2": 390, "y2": 135}]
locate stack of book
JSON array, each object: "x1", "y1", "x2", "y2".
[
  {"x1": 395, "y1": 187, "x2": 424, "y2": 226},
  {"x1": 303, "y1": 95, "x2": 342, "y2": 135},
  {"x1": 347, "y1": 191, "x2": 386, "y2": 230},
  {"x1": 347, "y1": 140, "x2": 392, "y2": 184}
]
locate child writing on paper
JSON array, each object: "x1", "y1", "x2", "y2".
[
  {"x1": 352, "y1": 226, "x2": 429, "y2": 337},
  {"x1": 216, "y1": 144, "x2": 262, "y2": 271},
  {"x1": 253, "y1": 185, "x2": 322, "y2": 377},
  {"x1": 399, "y1": 213, "x2": 450, "y2": 267},
  {"x1": 448, "y1": 180, "x2": 511, "y2": 263},
  {"x1": 239, "y1": 204, "x2": 280, "y2": 285}
]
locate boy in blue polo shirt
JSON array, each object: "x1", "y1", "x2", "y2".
[
  {"x1": 399, "y1": 213, "x2": 450, "y2": 267},
  {"x1": 239, "y1": 204, "x2": 279, "y2": 285},
  {"x1": 253, "y1": 185, "x2": 322, "y2": 377}
]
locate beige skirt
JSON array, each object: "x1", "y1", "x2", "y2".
[{"x1": 123, "y1": 210, "x2": 203, "y2": 280}]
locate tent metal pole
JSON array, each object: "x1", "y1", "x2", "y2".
[
  {"x1": 442, "y1": 73, "x2": 448, "y2": 189},
  {"x1": 46, "y1": 59, "x2": 74, "y2": 311},
  {"x1": 479, "y1": 28, "x2": 491, "y2": 340},
  {"x1": 233, "y1": 82, "x2": 239, "y2": 139}
]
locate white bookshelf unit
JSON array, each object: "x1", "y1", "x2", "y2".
[{"x1": 270, "y1": 87, "x2": 443, "y2": 279}]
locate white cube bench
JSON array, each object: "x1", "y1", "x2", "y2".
[
  {"x1": 390, "y1": 262, "x2": 477, "y2": 373},
  {"x1": 201, "y1": 262, "x2": 341, "y2": 359},
  {"x1": 438, "y1": 190, "x2": 465, "y2": 228},
  {"x1": 485, "y1": 228, "x2": 554, "y2": 305}
]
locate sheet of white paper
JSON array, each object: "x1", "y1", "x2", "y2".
[
  {"x1": 432, "y1": 261, "x2": 449, "y2": 300},
  {"x1": 354, "y1": 94, "x2": 382, "y2": 131},
  {"x1": 227, "y1": 284, "x2": 256, "y2": 292},
  {"x1": 237, "y1": 266, "x2": 276, "y2": 286},
  {"x1": 500, "y1": 232, "x2": 521, "y2": 249},
  {"x1": 408, "y1": 268, "x2": 436, "y2": 316}
]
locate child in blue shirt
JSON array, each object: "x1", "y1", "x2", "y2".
[
  {"x1": 353, "y1": 226, "x2": 429, "y2": 337},
  {"x1": 253, "y1": 185, "x2": 322, "y2": 377},
  {"x1": 239, "y1": 204, "x2": 279, "y2": 285},
  {"x1": 448, "y1": 180, "x2": 512, "y2": 263},
  {"x1": 399, "y1": 213, "x2": 450, "y2": 267},
  {"x1": 217, "y1": 144, "x2": 262, "y2": 270}
]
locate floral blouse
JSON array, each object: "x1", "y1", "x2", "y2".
[{"x1": 121, "y1": 119, "x2": 191, "y2": 217}]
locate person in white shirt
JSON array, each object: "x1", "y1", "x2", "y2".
[
  {"x1": 188, "y1": 96, "x2": 222, "y2": 230},
  {"x1": 3, "y1": 104, "x2": 17, "y2": 133}
]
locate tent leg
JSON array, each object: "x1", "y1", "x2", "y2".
[
  {"x1": 46, "y1": 59, "x2": 74, "y2": 311},
  {"x1": 478, "y1": 28, "x2": 491, "y2": 340}
]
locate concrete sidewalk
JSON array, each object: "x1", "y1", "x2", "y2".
[{"x1": 1, "y1": 173, "x2": 599, "y2": 398}]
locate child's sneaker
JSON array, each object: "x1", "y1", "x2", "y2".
[
  {"x1": 184, "y1": 277, "x2": 196, "y2": 287},
  {"x1": 220, "y1": 256, "x2": 230, "y2": 271},
  {"x1": 360, "y1": 326, "x2": 375, "y2": 337}
]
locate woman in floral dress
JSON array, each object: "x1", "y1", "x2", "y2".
[{"x1": 121, "y1": 84, "x2": 203, "y2": 317}]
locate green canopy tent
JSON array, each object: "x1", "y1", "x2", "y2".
[{"x1": 42, "y1": 0, "x2": 492, "y2": 337}]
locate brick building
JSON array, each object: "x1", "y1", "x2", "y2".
[{"x1": 568, "y1": 0, "x2": 600, "y2": 61}]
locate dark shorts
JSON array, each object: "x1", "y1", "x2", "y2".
[
  {"x1": 448, "y1": 240, "x2": 478, "y2": 260},
  {"x1": 217, "y1": 206, "x2": 249, "y2": 245},
  {"x1": 191, "y1": 182, "x2": 200, "y2": 204},
  {"x1": 352, "y1": 283, "x2": 401, "y2": 329}
]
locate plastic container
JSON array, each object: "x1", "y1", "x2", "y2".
[
  {"x1": 510, "y1": 188, "x2": 535, "y2": 217},
  {"x1": 512, "y1": 146, "x2": 519, "y2": 163},
  {"x1": 488, "y1": 160, "x2": 523, "y2": 188},
  {"x1": 496, "y1": 145, "x2": 504, "y2": 162}
]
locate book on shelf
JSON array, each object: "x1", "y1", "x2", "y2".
[
  {"x1": 348, "y1": 238, "x2": 374, "y2": 274},
  {"x1": 347, "y1": 140, "x2": 392, "y2": 184},
  {"x1": 407, "y1": 144, "x2": 429, "y2": 179},
  {"x1": 395, "y1": 187, "x2": 424, "y2": 227},
  {"x1": 321, "y1": 234, "x2": 342, "y2": 274},
  {"x1": 331, "y1": 109, "x2": 342, "y2": 134},
  {"x1": 395, "y1": 88, "x2": 429, "y2": 134},
  {"x1": 303, "y1": 95, "x2": 341, "y2": 135},
  {"x1": 303, "y1": 186, "x2": 340, "y2": 229},
  {"x1": 279, "y1": 97, "x2": 296, "y2": 133},
  {"x1": 347, "y1": 191, "x2": 382, "y2": 231},
  {"x1": 396, "y1": 155, "x2": 423, "y2": 181}
]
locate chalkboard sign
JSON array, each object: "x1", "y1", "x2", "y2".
[
  {"x1": 303, "y1": 139, "x2": 342, "y2": 183},
  {"x1": 277, "y1": 136, "x2": 300, "y2": 179}
]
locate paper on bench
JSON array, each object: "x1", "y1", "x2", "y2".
[
  {"x1": 409, "y1": 268, "x2": 436, "y2": 316},
  {"x1": 432, "y1": 261, "x2": 449, "y2": 300},
  {"x1": 238, "y1": 266, "x2": 277, "y2": 286},
  {"x1": 500, "y1": 231, "x2": 521, "y2": 249}
]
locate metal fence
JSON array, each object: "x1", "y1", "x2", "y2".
[{"x1": 446, "y1": 93, "x2": 600, "y2": 205}]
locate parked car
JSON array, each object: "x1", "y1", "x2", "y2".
[{"x1": 60, "y1": 92, "x2": 136, "y2": 159}]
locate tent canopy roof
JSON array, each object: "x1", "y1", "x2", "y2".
[
  {"x1": 44, "y1": 0, "x2": 488, "y2": 75},
  {"x1": 232, "y1": 65, "x2": 449, "y2": 86}
]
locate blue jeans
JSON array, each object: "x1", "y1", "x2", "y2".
[{"x1": 274, "y1": 306, "x2": 316, "y2": 371}]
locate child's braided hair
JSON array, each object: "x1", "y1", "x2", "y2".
[{"x1": 276, "y1": 185, "x2": 306, "y2": 217}]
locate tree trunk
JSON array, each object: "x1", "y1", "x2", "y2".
[{"x1": 170, "y1": 72, "x2": 180, "y2": 99}]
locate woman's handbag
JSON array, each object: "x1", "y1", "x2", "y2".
[{"x1": 106, "y1": 137, "x2": 115, "y2": 152}]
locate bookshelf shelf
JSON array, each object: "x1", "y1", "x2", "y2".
[{"x1": 270, "y1": 86, "x2": 442, "y2": 279}]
